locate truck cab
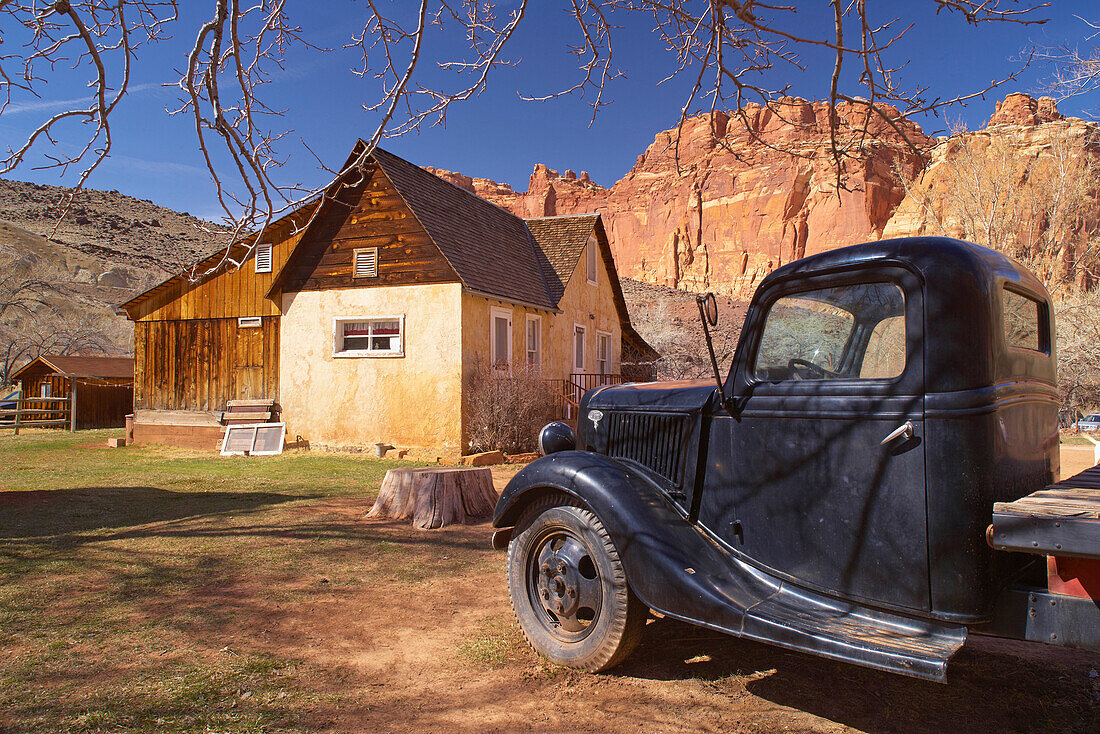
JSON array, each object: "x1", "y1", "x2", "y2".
[{"x1": 494, "y1": 237, "x2": 1097, "y2": 681}]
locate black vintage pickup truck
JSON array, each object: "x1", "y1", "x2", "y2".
[{"x1": 492, "y1": 237, "x2": 1100, "y2": 682}]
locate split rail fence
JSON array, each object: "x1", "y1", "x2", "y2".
[{"x1": 0, "y1": 390, "x2": 75, "y2": 433}]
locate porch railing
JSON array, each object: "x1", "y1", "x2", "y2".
[{"x1": 544, "y1": 373, "x2": 624, "y2": 428}]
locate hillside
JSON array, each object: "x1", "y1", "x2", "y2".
[
  {"x1": 0, "y1": 179, "x2": 221, "y2": 293},
  {"x1": 0, "y1": 182, "x2": 223, "y2": 378}
]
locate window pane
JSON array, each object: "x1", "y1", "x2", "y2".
[
  {"x1": 1003, "y1": 288, "x2": 1044, "y2": 352},
  {"x1": 344, "y1": 336, "x2": 371, "y2": 351},
  {"x1": 371, "y1": 335, "x2": 395, "y2": 350},
  {"x1": 494, "y1": 317, "x2": 509, "y2": 366},
  {"x1": 371, "y1": 320, "x2": 400, "y2": 336},
  {"x1": 754, "y1": 282, "x2": 905, "y2": 381},
  {"x1": 861, "y1": 316, "x2": 906, "y2": 379},
  {"x1": 574, "y1": 327, "x2": 585, "y2": 370},
  {"x1": 344, "y1": 322, "x2": 370, "y2": 336}
]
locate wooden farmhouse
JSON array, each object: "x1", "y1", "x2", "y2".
[
  {"x1": 121, "y1": 144, "x2": 656, "y2": 455},
  {"x1": 11, "y1": 355, "x2": 134, "y2": 430}
]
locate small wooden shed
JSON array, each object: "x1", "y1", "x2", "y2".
[{"x1": 12, "y1": 355, "x2": 134, "y2": 430}]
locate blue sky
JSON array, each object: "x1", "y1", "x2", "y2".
[{"x1": 1, "y1": 2, "x2": 1098, "y2": 221}]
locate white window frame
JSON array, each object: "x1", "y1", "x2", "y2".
[
  {"x1": 490, "y1": 306, "x2": 513, "y2": 373},
  {"x1": 525, "y1": 314, "x2": 542, "y2": 370},
  {"x1": 353, "y1": 247, "x2": 379, "y2": 279},
  {"x1": 221, "y1": 423, "x2": 287, "y2": 456},
  {"x1": 573, "y1": 323, "x2": 587, "y2": 373},
  {"x1": 333, "y1": 315, "x2": 405, "y2": 358},
  {"x1": 254, "y1": 243, "x2": 273, "y2": 273},
  {"x1": 238, "y1": 316, "x2": 262, "y2": 328},
  {"x1": 586, "y1": 236, "x2": 598, "y2": 285},
  {"x1": 40, "y1": 382, "x2": 51, "y2": 398},
  {"x1": 596, "y1": 330, "x2": 613, "y2": 375}
]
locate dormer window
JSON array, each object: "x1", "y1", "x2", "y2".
[{"x1": 254, "y1": 244, "x2": 273, "y2": 273}]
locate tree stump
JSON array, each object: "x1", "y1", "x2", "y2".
[{"x1": 367, "y1": 467, "x2": 498, "y2": 529}]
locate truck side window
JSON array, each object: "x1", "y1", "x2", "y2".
[
  {"x1": 1003, "y1": 287, "x2": 1047, "y2": 353},
  {"x1": 754, "y1": 282, "x2": 905, "y2": 381}
]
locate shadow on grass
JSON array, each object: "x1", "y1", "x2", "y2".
[
  {"x1": 0, "y1": 486, "x2": 305, "y2": 539},
  {"x1": 613, "y1": 616, "x2": 1100, "y2": 734}
]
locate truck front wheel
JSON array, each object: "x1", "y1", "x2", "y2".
[{"x1": 506, "y1": 497, "x2": 646, "y2": 671}]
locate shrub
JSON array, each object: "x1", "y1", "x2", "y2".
[{"x1": 465, "y1": 363, "x2": 557, "y2": 454}]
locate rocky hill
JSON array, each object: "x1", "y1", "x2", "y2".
[
  {"x1": 0, "y1": 181, "x2": 223, "y2": 375},
  {"x1": 0, "y1": 179, "x2": 220, "y2": 294},
  {"x1": 435, "y1": 92, "x2": 1098, "y2": 299}
]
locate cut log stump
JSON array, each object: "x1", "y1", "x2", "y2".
[{"x1": 367, "y1": 467, "x2": 498, "y2": 529}]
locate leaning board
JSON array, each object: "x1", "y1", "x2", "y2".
[{"x1": 992, "y1": 464, "x2": 1100, "y2": 560}]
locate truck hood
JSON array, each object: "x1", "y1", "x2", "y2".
[{"x1": 582, "y1": 379, "x2": 717, "y2": 414}]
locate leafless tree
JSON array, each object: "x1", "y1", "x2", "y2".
[
  {"x1": 1055, "y1": 290, "x2": 1100, "y2": 414},
  {"x1": 1, "y1": 1, "x2": 1050, "y2": 272},
  {"x1": 894, "y1": 122, "x2": 1100, "y2": 288},
  {"x1": 1036, "y1": 15, "x2": 1100, "y2": 102}
]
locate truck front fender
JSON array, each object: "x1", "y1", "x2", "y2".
[
  {"x1": 493, "y1": 450, "x2": 784, "y2": 627},
  {"x1": 492, "y1": 450, "x2": 967, "y2": 682}
]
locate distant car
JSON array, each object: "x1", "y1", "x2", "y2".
[
  {"x1": 0, "y1": 389, "x2": 17, "y2": 411},
  {"x1": 1077, "y1": 413, "x2": 1100, "y2": 431}
]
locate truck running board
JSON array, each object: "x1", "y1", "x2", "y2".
[
  {"x1": 643, "y1": 543, "x2": 968, "y2": 682},
  {"x1": 608, "y1": 481, "x2": 968, "y2": 681}
]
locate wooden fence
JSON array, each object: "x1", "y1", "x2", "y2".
[{"x1": 0, "y1": 391, "x2": 74, "y2": 433}]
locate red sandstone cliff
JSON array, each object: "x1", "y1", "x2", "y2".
[{"x1": 428, "y1": 92, "x2": 1093, "y2": 298}]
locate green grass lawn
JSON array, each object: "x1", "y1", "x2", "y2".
[{"x1": 0, "y1": 429, "x2": 461, "y2": 733}]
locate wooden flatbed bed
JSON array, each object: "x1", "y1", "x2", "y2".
[{"x1": 992, "y1": 465, "x2": 1100, "y2": 560}]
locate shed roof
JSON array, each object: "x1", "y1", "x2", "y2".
[{"x1": 13, "y1": 355, "x2": 135, "y2": 380}]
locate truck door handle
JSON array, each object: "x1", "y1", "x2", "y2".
[{"x1": 880, "y1": 421, "x2": 914, "y2": 446}]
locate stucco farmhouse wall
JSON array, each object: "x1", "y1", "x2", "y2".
[{"x1": 280, "y1": 283, "x2": 464, "y2": 453}]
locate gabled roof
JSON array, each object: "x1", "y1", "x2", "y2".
[
  {"x1": 369, "y1": 147, "x2": 554, "y2": 309},
  {"x1": 12, "y1": 355, "x2": 134, "y2": 380},
  {"x1": 526, "y1": 214, "x2": 600, "y2": 304},
  {"x1": 116, "y1": 143, "x2": 655, "y2": 359}
]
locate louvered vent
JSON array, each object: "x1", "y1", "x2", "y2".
[
  {"x1": 354, "y1": 247, "x2": 379, "y2": 278},
  {"x1": 254, "y1": 244, "x2": 273, "y2": 273},
  {"x1": 606, "y1": 412, "x2": 689, "y2": 487}
]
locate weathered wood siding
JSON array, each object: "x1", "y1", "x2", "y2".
[
  {"x1": 280, "y1": 168, "x2": 459, "y2": 292},
  {"x1": 134, "y1": 316, "x2": 279, "y2": 410},
  {"x1": 128, "y1": 218, "x2": 311, "y2": 322},
  {"x1": 75, "y1": 382, "x2": 133, "y2": 429}
]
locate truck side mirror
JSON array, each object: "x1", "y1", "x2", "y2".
[
  {"x1": 696, "y1": 292, "x2": 730, "y2": 413},
  {"x1": 701, "y1": 292, "x2": 719, "y2": 326}
]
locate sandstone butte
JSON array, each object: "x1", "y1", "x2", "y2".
[{"x1": 425, "y1": 92, "x2": 1098, "y2": 299}]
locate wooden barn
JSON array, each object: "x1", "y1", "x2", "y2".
[
  {"x1": 11, "y1": 355, "x2": 134, "y2": 430},
  {"x1": 121, "y1": 144, "x2": 657, "y2": 455}
]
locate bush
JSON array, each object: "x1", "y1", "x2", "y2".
[{"x1": 465, "y1": 363, "x2": 557, "y2": 454}]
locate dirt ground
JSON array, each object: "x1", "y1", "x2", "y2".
[
  {"x1": 257, "y1": 499, "x2": 1100, "y2": 734},
  {"x1": 2, "y1": 437, "x2": 1099, "y2": 733}
]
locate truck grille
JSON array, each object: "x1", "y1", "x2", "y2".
[{"x1": 606, "y1": 412, "x2": 689, "y2": 487}]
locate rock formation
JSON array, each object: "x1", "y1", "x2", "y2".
[{"x1": 429, "y1": 93, "x2": 1097, "y2": 299}]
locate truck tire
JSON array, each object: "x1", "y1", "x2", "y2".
[{"x1": 507, "y1": 495, "x2": 646, "y2": 671}]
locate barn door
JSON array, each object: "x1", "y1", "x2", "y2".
[{"x1": 234, "y1": 323, "x2": 265, "y2": 400}]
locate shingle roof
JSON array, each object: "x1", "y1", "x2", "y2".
[
  {"x1": 525, "y1": 214, "x2": 600, "y2": 304},
  {"x1": 14, "y1": 355, "x2": 134, "y2": 380},
  {"x1": 371, "y1": 147, "x2": 554, "y2": 309}
]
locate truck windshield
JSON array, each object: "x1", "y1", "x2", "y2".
[{"x1": 754, "y1": 282, "x2": 906, "y2": 381}]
